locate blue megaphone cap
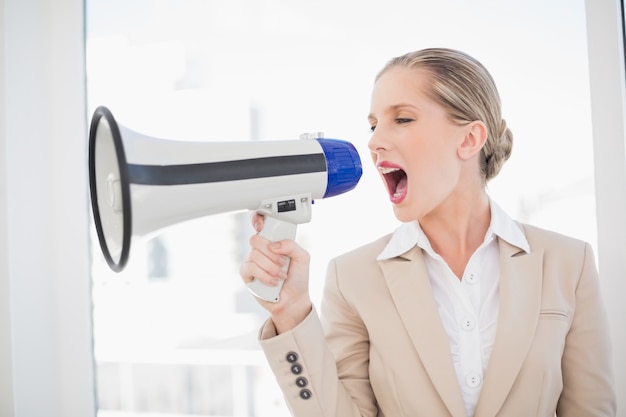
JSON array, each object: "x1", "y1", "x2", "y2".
[{"x1": 317, "y1": 138, "x2": 363, "y2": 198}]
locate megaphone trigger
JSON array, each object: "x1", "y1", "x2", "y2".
[{"x1": 246, "y1": 195, "x2": 313, "y2": 302}]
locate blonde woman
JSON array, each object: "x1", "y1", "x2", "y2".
[{"x1": 240, "y1": 48, "x2": 616, "y2": 417}]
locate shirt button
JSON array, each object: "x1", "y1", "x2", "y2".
[
  {"x1": 291, "y1": 364, "x2": 303, "y2": 375},
  {"x1": 296, "y1": 377, "x2": 308, "y2": 388},
  {"x1": 299, "y1": 389, "x2": 312, "y2": 400},
  {"x1": 465, "y1": 372, "x2": 482, "y2": 388},
  {"x1": 465, "y1": 272, "x2": 478, "y2": 284},
  {"x1": 460, "y1": 316, "x2": 476, "y2": 331}
]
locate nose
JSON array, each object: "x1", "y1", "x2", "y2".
[
  {"x1": 367, "y1": 128, "x2": 388, "y2": 166},
  {"x1": 368, "y1": 126, "x2": 388, "y2": 154}
]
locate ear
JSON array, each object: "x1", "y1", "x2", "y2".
[{"x1": 457, "y1": 121, "x2": 488, "y2": 160}]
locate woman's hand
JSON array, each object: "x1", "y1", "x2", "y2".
[{"x1": 240, "y1": 213, "x2": 312, "y2": 333}]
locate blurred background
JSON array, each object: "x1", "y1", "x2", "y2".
[
  {"x1": 85, "y1": 1, "x2": 596, "y2": 416},
  {"x1": 6, "y1": 1, "x2": 626, "y2": 417}
]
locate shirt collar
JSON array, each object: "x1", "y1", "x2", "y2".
[{"x1": 377, "y1": 197, "x2": 530, "y2": 260}]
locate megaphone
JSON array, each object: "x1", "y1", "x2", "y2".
[{"x1": 88, "y1": 106, "x2": 362, "y2": 302}]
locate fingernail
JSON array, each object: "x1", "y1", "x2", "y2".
[
  {"x1": 277, "y1": 270, "x2": 287, "y2": 280},
  {"x1": 269, "y1": 242, "x2": 281, "y2": 250}
]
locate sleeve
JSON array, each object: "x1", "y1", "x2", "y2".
[
  {"x1": 556, "y1": 242, "x2": 616, "y2": 416},
  {"x1": 258, "y1": 258, "x2": 379, "y2": 417}
]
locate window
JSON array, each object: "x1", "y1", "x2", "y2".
[{"x1": 86, "y1": 1, "x2": 593, "y2": 416}]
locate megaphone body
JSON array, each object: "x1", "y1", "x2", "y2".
[{"x1": 88, "y1": 106, "x2": 362, "y2": 302}]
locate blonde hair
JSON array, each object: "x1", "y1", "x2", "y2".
[{"x1": 377, "y1": 48, "x2": 513, "y2": 182}]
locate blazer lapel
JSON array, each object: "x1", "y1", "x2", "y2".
[
  {"x1": 379, "y1": 246, "x2": 467, "y2": 417},
  {"x1": 474, "y1": 238, "x2": 544, "y2": 417}
]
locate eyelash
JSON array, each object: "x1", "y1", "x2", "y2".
[{"x1": 369, "y1": 118, "x2": 414, "y2": 132}]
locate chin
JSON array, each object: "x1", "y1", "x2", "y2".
[{"x1": 392, "y1": 205, "x2": 418, "y2": 223}]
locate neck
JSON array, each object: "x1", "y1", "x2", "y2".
[{"x1": 419, "y1": 191, "x2": 491, "y2": 279}]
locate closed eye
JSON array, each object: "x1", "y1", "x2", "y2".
[{"x1": 369, "y1": 117, "x2": 413, "y2": 132}]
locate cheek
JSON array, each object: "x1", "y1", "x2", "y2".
[
  {"x1": 405, "y1": 142, "x2": 450, "y2": 179},
  {"x1": 406, "y1": 149, "x2": 461, "y2": 199}
]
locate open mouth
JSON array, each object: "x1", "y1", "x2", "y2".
[{"x1": 379, "y1": 166, "x2": 408, "y2": 203}]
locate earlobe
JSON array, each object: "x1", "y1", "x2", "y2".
[{"x1": 457, "y1": 121, "x2": 488, "y2": 160}]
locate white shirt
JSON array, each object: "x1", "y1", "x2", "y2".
[{"x1": 377, "y1": 199, "x2": 530, "y2": 417}]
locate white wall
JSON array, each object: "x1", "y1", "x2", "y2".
[
  {"x1": 0, "y1": 0, "x2": 96, "y2": 416},
  {"x1": 586, "y1": 0, "x2": 626, "y2": 413},
  {"x1": 0, "y1": 0, "x2": 16, "y2": 414}
]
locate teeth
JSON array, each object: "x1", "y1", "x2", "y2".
[{"x1": 379, "y1": 167, "x2": 400, "y2": 174}]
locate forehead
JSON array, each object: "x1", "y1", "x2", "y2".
[{"x1": 370, "y1": 66, "x2": 431, "y2": 108}]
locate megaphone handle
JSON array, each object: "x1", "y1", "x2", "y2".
[{"x1": 247, "y1": 216, "x2": 297, "y2": 303}]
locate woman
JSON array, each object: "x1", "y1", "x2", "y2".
[{"x1": 240, "y1": 48, "x2": 616, "y2": 417}]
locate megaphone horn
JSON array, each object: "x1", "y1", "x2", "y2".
[{"x1": 88, "y1": 106, "x2": 362, "y2": 302}]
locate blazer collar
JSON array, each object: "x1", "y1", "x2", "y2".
[
  {"x1": 474, "y1": 237, "x2": 544, "y2": 417},
  {"x1": 379, "y1": 246, "x2": 468, "y2": 417},
  {"x1": 378, "y1": 235, "x2": 543, "y2": 417}
]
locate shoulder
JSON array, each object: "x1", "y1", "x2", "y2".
[
  {"x1": 323, "y1": 234, "x2": 393, "y2": 295},
  {"x1": 519, "y1": 223, "x2": 590, "y2": 254},
  {"x1": 322, "y1": 234, "x2": 396, "y2": 314},
  {"x1": 518, "y1": 223, "x2": 596, "y2": 277},
  {"x1": 331, "y1": 233, "x2": 393, "y2": 267}
]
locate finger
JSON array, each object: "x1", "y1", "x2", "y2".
[
  {"x1": 239, "y1": 259, "x2": 282, "y2": 287},
  {"x1": 249, "y1": 233, "x2": 288, "y2": 265},
  {"x1": 249, "y1": 212, "x2": 265, "y2": 233},
  {"x1": 242, "y1": 246, "x2": 288, "y2": 284},
  {"x1": 266, "y1": 239, "x2": 310, "y2": 264}
]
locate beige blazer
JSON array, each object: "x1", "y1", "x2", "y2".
[{"x1": 260, "y1": 224, "x2": 616, "y2": 417}]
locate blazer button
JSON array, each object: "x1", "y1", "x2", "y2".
[
  {"x1": 286, "y1": 352, "x2": 298, "y2": 363},
  {"x1": 291, "y1": 363, "x2": 303, "y2": 375},
  {"x1": 296, "y1": 377, "x2": 308, "y2": 388},
  {"x1": 299, "y1": 389, "x2": 312, "y2": 400}
]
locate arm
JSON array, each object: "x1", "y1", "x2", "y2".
[
  {"x1": 557, "y1": 243, "x2": 616, "y2": 416},
  {"x1": 242, "y1": 215, "x2": 379, "y2": 416},
  {"x1": 257, "y1": 259, "x2": 379, "y2": 417}
]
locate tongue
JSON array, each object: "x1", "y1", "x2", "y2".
[{"x1": 394, "y1": 176, "x2": 407, "y2": 197}]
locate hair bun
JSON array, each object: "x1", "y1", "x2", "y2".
[{"x1": 484, "y1": 119, "x2": 513, "y2": 180}]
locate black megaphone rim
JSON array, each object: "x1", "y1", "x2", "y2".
[{"x1": 88, "y1": 106, "x2": 132, "y2": 272}]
